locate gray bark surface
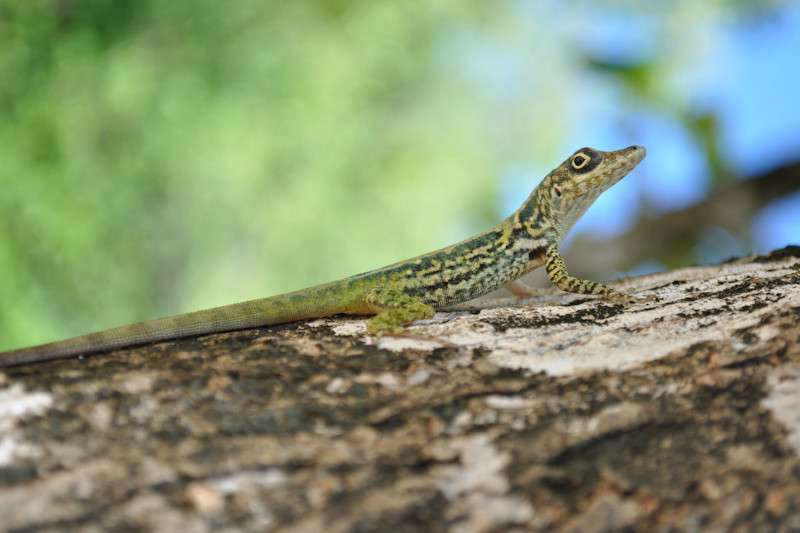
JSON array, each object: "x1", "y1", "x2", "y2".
[{"x1": 2, "y1": 246, "x2": 800, "y2": 532}]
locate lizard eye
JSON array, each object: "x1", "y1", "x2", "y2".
[{"x1": 571, "y1": 153, "x2": 589, "y2": 170}]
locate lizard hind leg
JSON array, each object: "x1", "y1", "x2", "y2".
[
  {"x1": 505, "y1": 279, "x2": 549, "y2": 299},
  {"x1": 364, "y1": 286, "x2": 436, "y2": 335}
]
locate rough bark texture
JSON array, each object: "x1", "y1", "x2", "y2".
[{"x1": 2, "y1": 246, "x2": 800, "y2": 532}]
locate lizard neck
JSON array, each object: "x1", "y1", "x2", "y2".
[{"x1": 509, "y1": 180, "x2": 560, "y2": 244}]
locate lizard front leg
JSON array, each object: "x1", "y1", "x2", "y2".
[
  {"x1": 363, "y1": 286, "x2": 436, "y2": 334},
  {"x1": 544, "y1": 246, "x2": 637, "y2": 302}
]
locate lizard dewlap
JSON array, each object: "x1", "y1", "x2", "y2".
[{"x1": 0, "y1": 146, "x2": 646, "y2": 367}]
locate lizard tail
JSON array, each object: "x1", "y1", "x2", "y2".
[{"x1": 0, "y1": 281, "x2": 360, "y2": 367}]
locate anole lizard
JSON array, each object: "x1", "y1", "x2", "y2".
[{"x1": 0, "y1": 146, "x2": 646, "y2": 367}]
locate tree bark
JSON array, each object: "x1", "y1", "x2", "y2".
[{"x1": 2, "y1": 246, "x2": 800, "y2": 532}]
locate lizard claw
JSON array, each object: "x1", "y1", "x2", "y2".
[{"x1": 617, "y1": 292, "x2": 656, "y2": 304}]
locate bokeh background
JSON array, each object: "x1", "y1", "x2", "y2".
[{"x1": 1, "y1": 1, "x2": 799, "y2": 351}]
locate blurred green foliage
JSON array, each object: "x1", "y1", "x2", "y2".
[
  {"x1": 0, "y1": 0, "x2": 791, "y2": 349},
  {"x1": 1, "y1": 1, "x2": 510, "y2": 348}
]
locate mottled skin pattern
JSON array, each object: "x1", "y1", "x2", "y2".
[{"x1": 0, "y1": 146, "x2": 646, "y2": 367}]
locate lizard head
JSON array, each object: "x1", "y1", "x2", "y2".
[{"x1": 542, "y1": 145, "x2": 646, "y2": 238}]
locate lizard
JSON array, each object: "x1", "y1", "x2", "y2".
[{"x1": 0, "y1": 145, "x2": 646, "y2": 368}]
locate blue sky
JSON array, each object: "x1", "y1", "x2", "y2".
[{"x1": 495, "y1": 3, "x2": 800, "y2": 259}]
